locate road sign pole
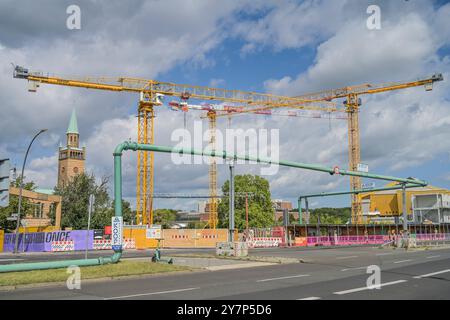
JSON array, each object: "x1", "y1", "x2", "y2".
[
  {"x1": 229, "y1": 161, "x2": 235, "y2": 242},
  {"x1": 85, "y1": 194, "x2": 95, "y2": 259},
  {"x1": 13, "y1": 129, "x2": 47, "y2": 254}
]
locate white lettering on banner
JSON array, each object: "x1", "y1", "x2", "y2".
[{"x1": 111, "y1": 216, "x2": 123, "y2": 251}]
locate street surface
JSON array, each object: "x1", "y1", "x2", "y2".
[{"x1": 1, "y1": 246, "x2": 449, "y2": 300}]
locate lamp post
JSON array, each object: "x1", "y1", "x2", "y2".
[{"x1": 13, "y1": 129, "x2": 48, "y2": 254}]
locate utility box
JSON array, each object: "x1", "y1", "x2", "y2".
[{"x1": 216, "y1": 242, "x2": 248, "y2": 257}]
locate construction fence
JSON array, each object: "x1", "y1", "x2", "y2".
[
  {"x1": 0, "y1": 228, "x2": 229, "y2": 253},
  {"x1": 2, "y1": 227, "x2": 449, "y2": 252}
]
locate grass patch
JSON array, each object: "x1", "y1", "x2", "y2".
[{"x1": 0, "y1": 261, "x2": 190, "y2": 287}]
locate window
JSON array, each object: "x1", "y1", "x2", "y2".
[{"x1": 73, "y1": 167, "x2": 79, "y2": 174}]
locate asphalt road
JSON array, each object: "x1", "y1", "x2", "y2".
[{"x1": 1, "y1": 246, "x2": 449, "y2": 300}]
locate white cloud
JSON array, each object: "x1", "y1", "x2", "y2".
[{"x1": 261, "y1": 1, "x2": 450, "y2": 182}]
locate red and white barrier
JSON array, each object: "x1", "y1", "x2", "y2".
[
  {"x1": 93, "y1": 239, "x2": 136, "y2": 250},
  {"x1": 51, "y1": 241, "x2": 75, "y2": 252},
  {"x1": 248, "y1": 237, "x2": 282, "y2": 248}
]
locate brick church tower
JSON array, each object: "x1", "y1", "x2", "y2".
[{"x1": 57, "y1": 109, "x2": 86, "y2": 187}]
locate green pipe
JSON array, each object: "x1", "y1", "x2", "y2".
[
  {"x1": 114, "y1": 142, "x2": 427, "y2": 186},
  {"x1": 0, "y1": 141, "x2": 426, "y2": 273},
  {"x1": 298, "y1": 184, "x2": 422, "y2": 200},
  {"x1": 0, "y1": 254, "x2": 122, "y2": 273}
]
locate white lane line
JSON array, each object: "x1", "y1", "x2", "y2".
[
  {"x1": 297, "y1": 297, "x2": 321, "y2": 300},
  {"x1": 0, "y1": 259, "x2": 24, "y2": 262},
  {"x1": 336, "y1": 256, "x2": 358, "y2": 260},
  {"x1": 413, "y1": 269, "x2": 450, "y2": 279},
  {"x1": 394, "y1": 259, "x2": 413, "y2": 264},
  {"x1": 426, "y1": 255, "x2": 441, "y2": 259},
  {"x1": 257, "y1": 274, "x2": 310, "y2": 283},
  {"x1": 376, "y1": 253, "x2": 393, "y2": 256},
  {"x1": 341, "y1": 266, "x2": 368, "y2": 272},
  {"x1": 104, "y1": 287, "x2": 200, "y2": 300},
  {"x1": 334, "y1": 280, "x2": 407, "y2": 295}
]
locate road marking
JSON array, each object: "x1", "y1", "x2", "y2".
[
  {"x1": 334, "y1": 280, "x2": 407, "y2": 295},
  {"x1": 376, "y1": 253, "x2": 393, "y2": 256},
  {"x1": 341, "y1": 266, "x2": 368, "y2": 272},
  {"x1": 393, "y1": 259, "x2": 413, "y2": 264},
  {"x1": 413, "y1": 269, "x2": 450, "y2": 279},
  {"x1": 297, "y1": 297, "x2": 321, "y2": 300},
  {"x1": 257, "y1": 274, "x2": 310, "y2": 283},
  {"x1": 104, "y1": 287, "x2": 200, "y2": 300},
  {"x1": 0, "y1": 259, "x2": 24, "y2": 262},
  {"x1": 426, "y1": 255, "x2": 441, "y2": 259},
  {"x1": 206, "y1": 262, "x2": 277, "y2": 271},
  {"x1": 336, "y1": 256, "x2": 358, "y2": 260}
]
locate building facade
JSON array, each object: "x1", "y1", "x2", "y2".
[
  {"x1": 57, "y1": 109, "x2": 85, "y2": 187},
  {"x1": 359, "y1": 183, "x2": 450, "y2": 224}
]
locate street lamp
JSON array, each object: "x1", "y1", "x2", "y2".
[{"x1": 13, "y1": 129, "x2": 48, "y2": 254}]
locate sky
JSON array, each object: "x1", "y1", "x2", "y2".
[{"x1": 0, "y1": 0, "x2": 449, "y2": 211}]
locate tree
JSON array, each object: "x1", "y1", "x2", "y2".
[
  {"x1": 308, "y1": 207, "x2": 351, "y2": 225},
  {"x1": 54, "y1": 173, "x2": 111, "y2": 230},
  {"x1": 0, "y1": 177, "x2": 35, "y2": 232},
  {"x1": 90, "y1": 199, "x2": 135, "y2": 229},
  {"x1": 218, "y1": 174, "x2": 274, "y2": 230},
  {"x1": 153, "y1": 209, "x2": 177, "y2": 228}
]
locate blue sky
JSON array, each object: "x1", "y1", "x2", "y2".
[{"x1": 0, "y1": 0, "x2": 449, "y2": 211}]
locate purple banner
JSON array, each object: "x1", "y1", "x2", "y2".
[
  {"x1": 4, "y1": 230, "x2": 94, "y2": 252},
  {"x1": 3, "y1": 233, "x2": 46, "y2": 252}
]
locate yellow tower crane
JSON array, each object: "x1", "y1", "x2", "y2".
[
  {"x1": 293, "y1": 74, "x2": 444, "y2": 223},
  {"x1": 13, "y1": 65, "x2": 340, "y2": 227},
  {"x1": 213, "y1": 74, "x2": 444, "y2": 224}
]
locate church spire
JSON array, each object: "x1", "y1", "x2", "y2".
[{"x1": 66, "y1": 109, "x2": 79, "y2": 134}]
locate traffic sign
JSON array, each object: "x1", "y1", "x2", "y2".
[
  {"x1": 146, "y1": 225, "x2": 162, "y2": 239},
  {"x1": 357, "y1": 163, "x2": 369, "y2": 173},
  {"x1": 0, "y1": 159, "x2": 10, "y2": 208},
  {"x1": 362, "y1": 182, "x2": 376, "y2": 190},
  {"x1": 111, "y1": 216, "x2": 123, "y2": 251}
]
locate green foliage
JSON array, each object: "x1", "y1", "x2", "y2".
[
  {"x1": 153, "y1": 209, "x2": 177, "y2": 228},
  {"x1": 218, "y1": 174, "x2": 274, "y2": 230},
  {"x1": 0, "y1": 177, "x2": 36, "y2": 232},
  {"x1": 10, "y1": 176, "x2": 36, "y2": 191},
  {"x1": 308, "y1": 207, "x2": 351, "y2": 225},
  {"x1": 188, "y1": 221, "x2": 208, "y2": 229},
  {"x1": 91, "y1": 200, "x2": 135, "y2": 228},
  {"x1": 54, "y1": 173, "x2": 112, "y2": 230}
]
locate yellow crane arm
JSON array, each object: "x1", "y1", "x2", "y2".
[
  {"x1": 295, "y1": 74, "x2": 444, "y2": 102},
  {"x1": 13, "y1": 65, "x2": 339, "y2": 112}
]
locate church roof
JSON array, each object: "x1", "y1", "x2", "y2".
[{"x1": 67, "y1": 109, "x2": 79, "y2": 134}]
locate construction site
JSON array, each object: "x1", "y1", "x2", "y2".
[
  {"x1": 1, "y1": 1, "x2": 450, "y2": 303},
  {"x1": 0, "y1": 65, "x2": 448, "y2": 254}
]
